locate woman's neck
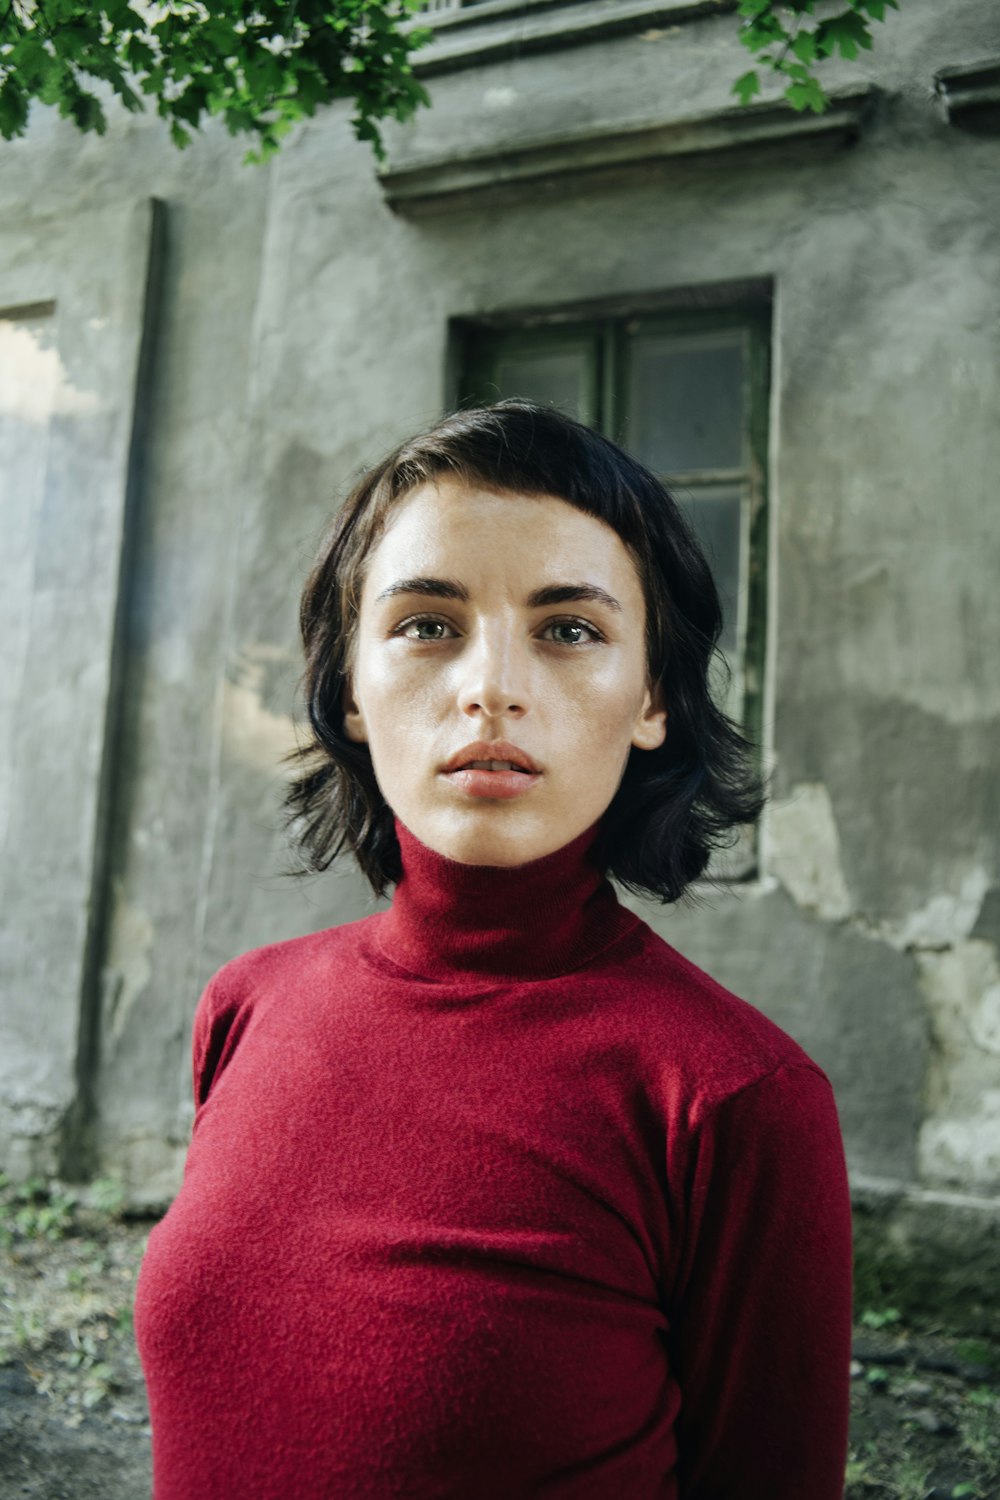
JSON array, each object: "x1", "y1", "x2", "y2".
[{"x1": 375, "y1": 814, "x2": 640, "y2": 982}]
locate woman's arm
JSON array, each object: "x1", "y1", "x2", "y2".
[
  {"x1": 668, "y1": 1061, "x2": 854, "y2": 1499},
  {"x1": 190, "y1": 971, "x2": 250, "y2": 1113}
]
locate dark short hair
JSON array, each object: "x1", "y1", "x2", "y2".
[{"x1": 284, "y1": 399, "x2": 765, "y2": 903}]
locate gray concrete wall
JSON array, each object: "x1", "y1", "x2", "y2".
[
  {"x1": 0, "y1": 198, "x2": 156, "y2": 1176},
  {"x1": 0, "y1": 0, "x2": 997, "y2": 1267}
]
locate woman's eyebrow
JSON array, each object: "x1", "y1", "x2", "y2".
[
  {"x1": 530, "y1": 583, "x2": 622, "y2": 613},
  {"x1": 374, "y1": 577, "x2": 622, "y2": 612},
  {"x1": 374, "y1": 576, "x2": 467, "y2": 605}
]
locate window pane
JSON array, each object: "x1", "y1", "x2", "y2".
[
  {"x1": 493, "y1": 347, "x2": 590, "y2": 422},
  {"x1": 628, "y1": 330, "x2": 744, "y2": 474},
  {"x1": 676, "y1": 484, "x2": 743, "y2": 657}
]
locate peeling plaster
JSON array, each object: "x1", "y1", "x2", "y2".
[
  {"x1": 768, "y1": 782, "x2": 992, "y2": 957},
  {"x1": 766, "y1": 784, "x2": 999, "y2": 1189},
  {"x1": 0, "y1": 320, "x2": 101, "y2": 423},
  {"x1": 917, "y1": 939, "x2": 1000, "y2": 1190},
  {"x1": 222, "y1": 643, "x2": 300, "y2": 776},
  {"x1": 765, "y1": 782, "x2": 853, "y2": 921},
  {"x1": 862, "y1": 867, "x2": 993, "y2": 954},
  {"x1": 919, "y1": 1092, "x2": 1000, "y2": 1192}
]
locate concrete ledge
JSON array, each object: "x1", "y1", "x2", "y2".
[
  {"x1": 934, "y1": 57, "x2": 1000, "y2": 132},
  {"x1": 408, "y1": 0, "x2": 739, "y2": 78},
  {"x1": 851, "y1": 1172, "x2": 1000, "y2": 1336},
  {"x1": 379, "y1": 84, "x2": 880, "y2": 213}
]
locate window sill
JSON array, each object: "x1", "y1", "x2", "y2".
[
  {"x1": 378, "y1": 84, "x2": 880, "y2": 214},
  {"x1": 407, "y1": 0, "x2": 739, "y2": 77}
]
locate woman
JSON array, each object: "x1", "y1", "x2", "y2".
[{"x1": 134, "y1": 400, "x2": 854, "y2": 1499}]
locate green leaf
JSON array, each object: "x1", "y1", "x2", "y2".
[
  {"x1": 732, "y1": 69, "x2": 761, "y2": 106},
  {"x1": 854, "y1": 0, "x2": 898, "y2": 17},
  {"x1": 169, "y1": 118, "x2": 191, "y2": 148},
  {"x1": 790, "y1": 28, "x2": 818, "y2": 65},
  {"x1": 739, "y1": 15, "x2": 788, "y2": 52},
  {"x1": 140, "y1": 65, "x2": 166, "y2": 96},
  {"x1": 124, "y1": 36, "x2": 156, "y2": 73},
  {"x1": 9, "y1": 33, "x2": 56, "y2": 88},
  {"x1": 785, "y1": 76, "x2": 827, "y2": 113},
  {"x1": 243, "y1": 51, "x2": 286, "y2": 97},
  {"x1": 815, "y1": 12, "x2": 874, "y2": 60},
  {"x1": 737, "y1": 0, "x2": 772, "y2": 15},
  {"x1": 171, "y1": 80, "x2": 209, "y2": 125},
  {"x1": 778, "y1": 60, "x2": 812, "y2": 83},
  {"x1": 68, "y1": 88, "x2": 107, "y2": 133},
  {"x1": 860, "y1": 1306, "x2": 901, "y2": 1329},
  {"x1": 0, "y1": 76, "x2": 30, "y2": 138},
  {"x1": 38, "y1": 64, "x2": 67, "y2": 107},
  {"x1": 117, "y1": 90, "x2": 148, "y2": 120}
]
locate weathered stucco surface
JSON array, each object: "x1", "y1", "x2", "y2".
[
  {"x1": 0, "y1": 0, "x2": 996, "y2": 1284},
  {"x1": 0, "y1": 199, "x2": 156, "y2": 1176}
]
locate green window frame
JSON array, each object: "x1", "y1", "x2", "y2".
[{"x1": 451, "y1": 294, "x2": 772, "y2": 879}]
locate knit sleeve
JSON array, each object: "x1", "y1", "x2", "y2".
[
  {"x1": 190, "y1": 972, "x2": 251, "y2": 1113},
  {"x1": 666, "y1": 1062, "x2": 854, "y2": 1500}
]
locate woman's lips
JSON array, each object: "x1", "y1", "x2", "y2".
[{"x1": 443, "y1": 767, "x2": 542, "y2": 799}]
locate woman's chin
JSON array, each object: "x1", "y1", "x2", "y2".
[{"x1": 406, "y1": 803, "x2": 595, "y2": 869}]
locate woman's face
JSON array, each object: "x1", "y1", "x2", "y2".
[{"x1": 342, "y1": 477, "x2": 667, "y2": 867}]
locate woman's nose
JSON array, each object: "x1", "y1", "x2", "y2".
[{"x1": 456, "y1": 626, "x2": 530, "y2": 718}]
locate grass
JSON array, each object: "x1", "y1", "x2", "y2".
[
  {"x1": 847, "y1": 1301, "x2": 1000, "y2": 1499},
  {"x1": 1, "y1": 1174, "x2": 999, "y2": 1496},
  {"x1": 0, "y1": 1170, "x2": 146, "y2": 1428}
]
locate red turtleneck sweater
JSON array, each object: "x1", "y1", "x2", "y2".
[{"x1": 134, "y1": 816, "x2": 853, "y2": 1499}]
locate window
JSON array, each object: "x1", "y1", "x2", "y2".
[{"x1": 452, "y1": 294, "x2": 771, "y2": 876}]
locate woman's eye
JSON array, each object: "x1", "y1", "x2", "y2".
[
  {"x1": 543, "y1": 619, "x2": 602, "y2": 646},
  {"x1": 398, "y1": 616, "x2": 454, "y2": 641},
  {"x1": 395, "y1": 616, "x2": 602, "y2": 645}
]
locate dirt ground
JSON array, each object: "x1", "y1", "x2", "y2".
[{"x1": 1, "y1": 1177, "x2": 998, "y2": 1500}]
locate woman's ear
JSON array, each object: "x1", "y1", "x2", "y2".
[
  {"x1": 631, "y1": 678, "x2": 667, "y2": 753},
  {"x1": 342, "y1": 677, "x2": 368, "y2": 745}
]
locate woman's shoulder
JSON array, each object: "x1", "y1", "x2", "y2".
[
  {"x1": 609, "y1": 917, "x2": 831, "y2": 1113},
  {"x1": 196, "y1": 914, "x2": 375, "y2": 1013}
]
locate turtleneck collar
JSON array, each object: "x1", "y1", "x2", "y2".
[{"x1": 373, "y1": 814, "x2": 641, "y2": 983}]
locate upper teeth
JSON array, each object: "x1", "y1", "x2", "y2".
[{"x1": 465, "y1": 760, "x2": 526, "y2": 772}]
